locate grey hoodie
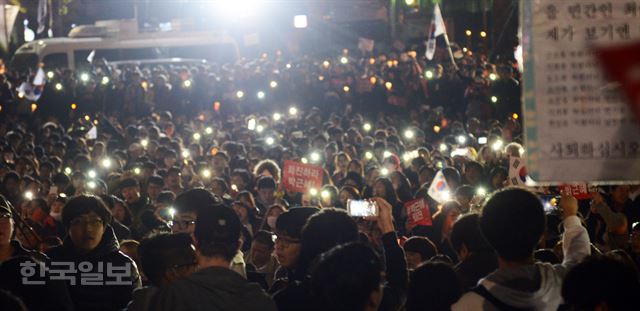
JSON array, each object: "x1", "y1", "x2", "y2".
[
  {"x1": 150, "y1": 266, "x2": 277, "y2": 311},
  {"x1": 452, "y1": 216, "x2": 591, "y2": 311}
]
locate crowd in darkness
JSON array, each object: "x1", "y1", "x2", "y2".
[{"x1": 0, "y1": 45, "x2": 639, "y2": 311}]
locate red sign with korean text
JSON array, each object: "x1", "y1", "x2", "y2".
[
  {"x1": 405, "y1": 198, "x2": 432, "y2": 228},
  {"x1": 559, "y1": 183, "x2": 591, "y2": 200},
  {"x1": 283, "y1": 160, "x2": 324, "y2": 193}
]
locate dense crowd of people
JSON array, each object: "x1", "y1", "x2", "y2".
[{"x1": 0, "y1": 45, "x2": 639, "y2": 311}]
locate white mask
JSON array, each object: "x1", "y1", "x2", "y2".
[{"x1": 267, "y1": 216, "x2": 278, "y2": 229}]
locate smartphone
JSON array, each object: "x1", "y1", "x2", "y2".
[
  {"x1": 347, "y1": 200, "x2": 378, "y2": 217},
  {"x1": 478, "y1": 137, "x2": 488, "y2": 145},
  {"x1": 540, "y1": 195, "x2": 561, "y2": 213}
]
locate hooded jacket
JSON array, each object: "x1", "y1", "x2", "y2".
[
  {"x1": 150, "y1": 266, "x2": 277, "y2": 311},
  {"x1": 46, "y1": 226, "x2": 142, "y2": 311},
  {"x1": 452, "y1": 216, "x2": 590, "y2": 311}
]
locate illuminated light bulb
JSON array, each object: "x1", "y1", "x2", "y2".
[
  {"x1": 318, "y1": 75, "x2": 325, "y2": 81},
  {"x1": 84, "y1": 115, "x2": 90, "y2": 121},
  {"x1": 489, "y1": 73, "x2": 498, "y2": 81},
  {"x1": 365, "y1": 151, "x2": 374, "y2": 160},
  {"x1": 492, "y1": 140, "x2": 504, "y2": 151},
  {"x1": 183, "y1": 80, "x2": 192, "y2": 88},
  {"x1": 301, "y1": 157, "x2": 308, "y2": 164},
  {"x1": 441, "y1": 191, "x2": 451, "y2": 201},
  {"x1": 266, "y1": 137, "x2": 275, "y2": 145},
  {"x1": 101, "y1": 76, "x2": 110, "y2": 85},
  {"x1": 71, "y1": 103, "x2": 77, "y2": 110},
  {"x1": 87, "y1": 170, "x2": 97, "y2": 179},
  {"x1": 439, "y1": 143, "x2": 448, "y2": 152},
  {"x1": 369, "y1": 58, "x2": 375, "y2": 65},
  {"x1": 480, "y1": 31, "x2": 487, "y2": 38},
  {"x1": 201, "y1": 169, "x2": 211, "y2": 178},
  {"x1": 231, "y1": 184, "x2": 239, "y2": 191},
  {"x1": 370, "y1": 76, "x2": 377, "y2": 85},
  {"x1": 59, "y1": 193, "x2": 67, "y2": 198},
  {"x1": 321, "y1": 190, "x2": 330, "y2": 199},
  {"x1": 519, "y1": 147, "x2": 526, "y2": 155},
  {"x1": 404, "y1": 130, "x2": 415, "y2": 139},
  {"x1": 193, "y1": 133, "x2": 201, "y2": 141},
  {"x1": 24, "y1": 191, "x2": 34, "y2": 200},
  {"x1": 205, "y1": 127, "x2": 213, "y2": 135},
  {"x1": 380, "y1": 168, "x2": 389, "y2": 176},
  {"x1": 55, "y1": 83, "x2": 63, "y2": 91},
  {"x1": 31, "y1": 103, "x2": 37, "y2": 112},
  {"x1": 47, "y1": 71, "x2": 54, "y2": 79},
  {"x1": 491, "y1": 96, "x2": 498, "y2": 103},
  {"x1": 289, "y1": 107, "x2": 298, "y2": 115},
  {"x1": 286, "y1": 63, "x2": 292, "y2": 69},
  {"x1": 93, "y1": 120, "x2": 99, "y2": 125},
  {"x1": 457, "y1": 135, "x2": 467, "y2": 144},
  {"x1": 80, "y1": 73, "x2": 89, "y2": 82},
  {"x1": 343, "y1": 85, "x2": 350, "y2": 93},
  {"x1": 322, "y1": 60, "x2": 330, "y2": 68},
  {"x1": 101, "y1": 158, "x2": 112, "y2": 169},
  {"x1": 236, "y1": 90, "x2": 245, "y2": 99},
  {"x1": 463, "y1": 47, "x2": 468, "y2": 53},
  {"x1": 465, "y1": 30, "x2": 472, "y2": 36},
  {"x1": 270, "y1": 81, "x2": 278, "y2": 88},
  {"x1": 512, "y1": 113, "x2": 519, "y2": 120},
  {"x1": 476, "y1": 187, "x2": 487, "y2": 196},
  {"x1": 273, "y1": 113, "x2": 282, "y2": 121},
  {"x1": 340, "y1": 56, "x2": 348, "y2": 64},
  {"x1": 133, "y1": 167, "x2": 141, "y2": 175},
  {"x1": 385, "y1": 82, "x2": 393, "y2": 91},
  {"x1": 141, "y1": 81, "x2": 149, "y2": 89},
  {"x1": 256, "y1": 125, "x2": 265, "y2": 133},
  {"x1": 310, "y1": 152, "x2": 321, "y2": 162},
  {"x1": 181, "y1": 150, "x2": 190, "y2": 158},
  {"x1": 248, "y1": 118, "x2": 256, "y2": 130},
  {"x1": 169, "y1": 208, "x2": 176, "y2": 218},
  {"x1": 309, "y1": 188, "x2": 318, "y2": 196},
  {"x1": 383, "y1": 150, "x2": 392, "y2": 158},
  {"x1": 64, "y1": 167, "x2": 72, "y2": 175},
  {"x1": 363, "y1": 123, "x2": 372, "y2": 132},
  {"x1": 257, "y1": 91, "x2": 265, "y2": 99},
  {"x1": 403, "y1": 153, "x2": 413, "y2": 162},
  {"x1": 433, "y1": 125, "x2": 441, "y2": 133},
  {"x1": 405, "y1": 0, "x2": 416, "y2": 5},
  {"x1": 140, "y1": 139, "x2": 149, "y2": 148}
]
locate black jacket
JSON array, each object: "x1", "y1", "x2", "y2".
[
  {"x1": 150, "y1": 266, "x2": 277, "y2": 311},
  {"x1": 454, "y1": 250, "x2": 499, "y2": 290},
  {"x1": 46, "y1": 226, "x2": 141, "y2": 311}
]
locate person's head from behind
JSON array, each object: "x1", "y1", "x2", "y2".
[
  {"x1": 480, "y1": 187, "x2": 545, "y2": 262},
  {"x1": 249, "y1": 230, "x2": 275, "y2": 268},
  {"x1": 298, "y1": 208, "x2": 359, "y2": 275},
  {"x1": 172, "y1": 188, "x2": 218, "y2": 234},
  {"x1": 403, "y1": 236, "x2": 438, "y2": 270},
  {"x1": 139, "y1": 233, "x2": 197, "y2": 286},
  {"x1": 450, "y1": 213, "x2": 491, "y2": 261},
  {"x1": 455, "y1": 185, "x2": 475, "y2": 212},
  {"x1": 310, "y1": 243, "x2": 384, "y2": 311},
  {"x1": 0, "y1": 195, "x2": 15, "y2": 247},
  {"x1": 193, "y1": 205, "x2": 242, "y2": 266},
  {"x1": 62, "y1": 195, "x2": 112, "y2": 253},
  {"x1": 407, "y1": 261, "x2": 463, "y2": 311},
  {"x1": 119, "y1": 239, "x2": 140, "y2": 263},
  {"x1": 274, "y1": 207, "x2": 318, "y2": 269},
  {"x1": 562, "y1": 254, "x2": 640, "y2": 311}
]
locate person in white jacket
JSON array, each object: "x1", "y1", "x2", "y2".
[{"x1": 452, "y1": 187, "x2": 590, "y2": 311}]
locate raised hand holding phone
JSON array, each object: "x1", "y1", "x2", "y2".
[
  {"x1": 559, "y1": 191, "x2": 578, "y2": 219},
  {"x1": 371, "y1": 197, "x2": 395, "y2": 234}
]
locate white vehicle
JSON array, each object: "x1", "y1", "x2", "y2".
[{"x1": 10, "y1": 20, "x2": 240, "y2": 71}]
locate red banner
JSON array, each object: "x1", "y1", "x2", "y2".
[
  {"x1": 405, "y1": 198, "x2": 432, "y2": 228},
  {"x1": 283, "y1": 160, "x2": 324, "y2": 193},
  {"x1": 559, "y1": 183, "x2": 591, "y2": 200}
]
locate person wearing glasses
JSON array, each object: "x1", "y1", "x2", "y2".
[{"x1": 46, "y1": 195, "x2": 141, "y2": 311}]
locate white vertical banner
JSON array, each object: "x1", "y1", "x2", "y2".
[{"x1": 522, "y1": 0, "x2": 640, "y2": 183}]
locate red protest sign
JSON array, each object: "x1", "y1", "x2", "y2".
[
  {"x1": 559, "y1": 183, "x2": 591, "y2": 200},
  {"x1": 282, "y1": 160, "x2": 324, "y2": 193},
  {"x1": 405, "y1": 198, "x2": 432, "y2": 228}
]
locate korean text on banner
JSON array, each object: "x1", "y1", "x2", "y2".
[
  {"x1": 522, "y1": 1, "x2": 640, "y2": 183},
  {"x1": 405, "y1": 198, "x2": 432, "y2": 228},
  {"x1": 282, "y1": 160, "x2": 324, "y2": 193}
]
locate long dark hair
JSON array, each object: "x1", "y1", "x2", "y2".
[
  {"x1": 374, "y1": 177, "x2": 399, "y2": 204},
  {"x1": 390, "y1": 171, "x2": 413, "y2": 203}
]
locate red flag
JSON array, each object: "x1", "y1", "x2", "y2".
[{"x1": 593, "y1": 41, "x2": 640, "y2": 122}]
